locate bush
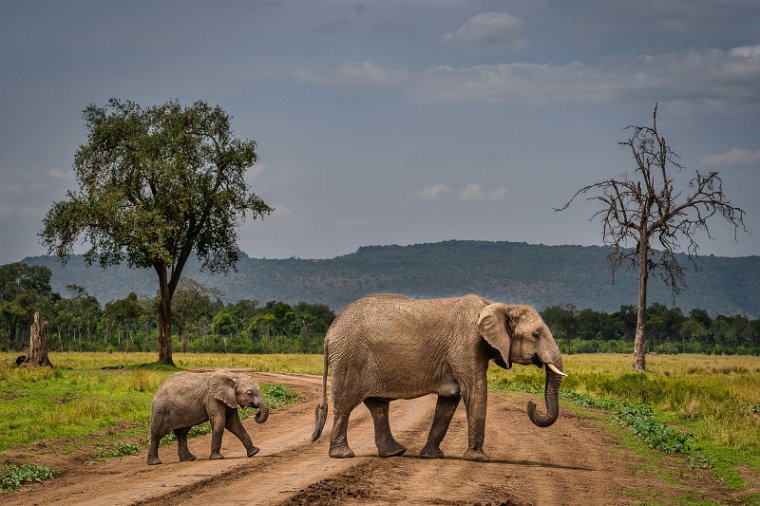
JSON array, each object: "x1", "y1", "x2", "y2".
[
  {"x1": 95, "y1": 441, "x2": 141, "y2": 458},
  {"x1": 0, "y1": 463, "x2": 54, "y2": 491}
]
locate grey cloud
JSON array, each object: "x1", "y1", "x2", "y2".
[
  {"x1": 413, "y1": 45, "x2": 760, "y2": 109},
  {"x1": 702, "y1": 147, "x2": 760, "y2": 168},
  {"x1": 441, "y1": 12, "x2": 526, "y2": 49},
  {"x1": 292, "y1": 61, "x2": 410, "y2": 87},
  {"x1": 416, "y1": 184, "x2": 452, "y2": 201},
  {"x1": 457, "y1": 183, "x2": 506, "y2": 203},
  {"x1": 416, "y1": 183, "x2": 506, "y2": 203},
  {"x1": 295, "y1": 44, "x2": 760, "y2": 114}
]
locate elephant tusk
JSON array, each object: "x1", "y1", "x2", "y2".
[{"x1": 547, "y1": 363, "x2": 567, "y2": 377}]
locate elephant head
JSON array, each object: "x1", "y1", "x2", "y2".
[
  {"x1": 209, "y1": 372, "x2": 269, "y2": 423},
  {"x1": 478, "y1": 303, "x2": 565, "y2": 428}
]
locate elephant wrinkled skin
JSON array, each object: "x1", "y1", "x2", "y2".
[
  {"x1": 147, "y1": 370, "x2": 269, "y2": 465},
  {"x1": 312, "y1": 294, "x2": 565, "y2": 461}
]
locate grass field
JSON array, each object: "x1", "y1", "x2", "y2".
[{"x1": 1, "y1": 352, "x2": 759, "y2": 498}]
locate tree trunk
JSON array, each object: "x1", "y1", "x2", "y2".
[
  {"x1": 157, "y1": 295, "x2": 174, "y2": 365},
  {"x1": 633, "y1": 240, "x2": 649, "y2": 371},
  {"x1": 23, "y1": 312, "x2": 53, "y2": 367},
  {"x1": 180, "y1": 326, "x2": 188, "y2": 353},
  {"x1": 156, "y1": 266, "x2": 175, "y2": 366}
]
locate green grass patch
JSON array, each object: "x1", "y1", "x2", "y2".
[
  {"x1": 94, "y1": 441, "x2": 141, "y2": 458},
  {"x1": 261, "y1": 384, "x2": 300, "y2": 410},
  {"x1": 0, "y1": 463, "x2": 54, "y2": 492}
]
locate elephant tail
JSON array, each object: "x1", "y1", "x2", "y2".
[{"x1": 311, "y1": 338, "x2": 329, "y2": 442}]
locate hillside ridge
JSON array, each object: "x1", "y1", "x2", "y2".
[{"x1": 22, "y1": 240, "x2": 760, "y2": 316}]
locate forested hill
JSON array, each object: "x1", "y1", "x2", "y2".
[{"x1": 23, "y1": 240, "x2": 760, "y2": 317}]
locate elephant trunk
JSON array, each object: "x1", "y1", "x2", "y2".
[
  {"x1": 527, "y1": 351, "x2": 563, "y2": 428},
  {"x1": 255, "y1": 396, "x2": 269, "y2": 423}
]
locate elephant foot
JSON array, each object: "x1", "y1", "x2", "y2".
[
  {"x1": 179, "y1": 452, "x2": 196, "y2": 462},
  {"x1": 463, "y1": 449, "x2": 489, "y2": 462},
  {"x1": 377, "y1": 442, "x2": 406, "y2": 458},
  {"x1": 419, "y1": 445, "x2": 445, "y2": 459},
  {"x1": 329, "y1": 444, "x2": 355, "y2": 459},
  {"x1": 246, "y1": 446, "x2": 260, "y2": 457},
  {"x1": 146, "y1": 455, "x2": 162, "y2": 465},
  {"x1": 209, "y1": 452, "x2": 224, "y2": 460}
]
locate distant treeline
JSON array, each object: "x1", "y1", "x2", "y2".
[
  {"x1": 2, "y1": 262, "x2": 759, "y2": 355},
  {"x1": 544, "y1": 304, "x2": 760, "y2": 355}
]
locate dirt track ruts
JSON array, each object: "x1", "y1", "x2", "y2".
[{"x1": 5, "y1": 372, "x2": 694, "y2": 505}]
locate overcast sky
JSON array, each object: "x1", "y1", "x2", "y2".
[{"x1": 2, "y1": 0, "x2": 759, "y2": 264}]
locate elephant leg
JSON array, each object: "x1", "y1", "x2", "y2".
[
  {"x1": 329, "y1": 394, "x2": 361, "y2": 458},
  {"x1": 175, "y1": 428, "x2": 196, "y2": 462},
  {"x1": 225, "y1": 408, "x2": 259, "y2": 457},
  {"x1": 209, "y1": 412, "x2": 226, "y2": 460},
  {"x1": 147, "y1": 430, "x2": 163, "y2": 465},
  {"x1": 364, "y1": 397, "x2": 406, "y2": 458},
  {"x1": 462, "y1": 383, "x2": 489, "y2": 461},
  {"x1": 420, "y1": 395, "x2": 460, "y2": 459}
]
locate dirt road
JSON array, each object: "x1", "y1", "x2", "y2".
[{"x1": 4, "y1": 372, "x2": 725, "y2": 505}]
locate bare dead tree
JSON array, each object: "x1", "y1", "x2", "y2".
[
  {"x1": 22, "y1": 311, "x2": 54, "y2": 367},
  {"x1": 556, "y1": 105, "x2": 746, "y2": 371}
]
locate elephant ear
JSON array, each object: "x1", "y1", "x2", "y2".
[
  {"x1": 208, "y1": 373, "x2": 238, "y2": 409},
  {"x1": 478, "y1": 303, "x2": 514, "y2": 369}
]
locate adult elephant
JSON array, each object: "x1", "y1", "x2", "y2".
[{"x1": 311, "y1": 294, "x2": 566, "y2": 461}]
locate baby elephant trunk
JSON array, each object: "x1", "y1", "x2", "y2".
[{"x1": 254, "y1": 397, "x2": 269, "y2": 423}]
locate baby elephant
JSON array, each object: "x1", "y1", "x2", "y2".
[{"x1": 147, "y1": 370, "x2": 269, "y2": 465}]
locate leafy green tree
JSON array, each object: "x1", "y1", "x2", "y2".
[
  {"x1": 172, "y1": 278, "x2": 222, "y2": 352},
  {"x1": 541, "y1": 305, "x2": 578, "y2": 340},
  {"x1": 689, "y1": 308, "x2": 712, "y2": 329},
  {"x1": 0, "y1": 263, "x2": 54, "y2": 350},
  {"x1": 102, "y1": 292, "x2": 143, "y2": 351},
  {"x1": 40, "y1": 99, "x2": 272, "y2": 364},
  {"x1": 53, "y1": 284, "x2": 101, "y2": 350},
  {"x1": 680, "y1": 319, "x2": 706, "y2": 341}
]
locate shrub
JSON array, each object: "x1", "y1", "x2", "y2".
[
  {"x1": 0, "y1": 463, "x2": 54, "y2": 492},
  {"x1": 95, "y1": 441, "x2": 140, "y2": 458}
]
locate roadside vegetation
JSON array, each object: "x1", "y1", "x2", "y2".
[{"x1": 489, "y1": 353, "x2": 760, "y2": 501}]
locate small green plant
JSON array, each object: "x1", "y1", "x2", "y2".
[
  {"x1": 262, "y1": 384, "x2": 299, "y2": 409},
  {"x1": 613, "y1": 403, "x2": 693, "y2": 453},
  {"x1": 95, "y1": 441, "x2": 140, "y2": 458},
  {"x1": 0, "y1": 463, "x2": 55, "y2": 492}
]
